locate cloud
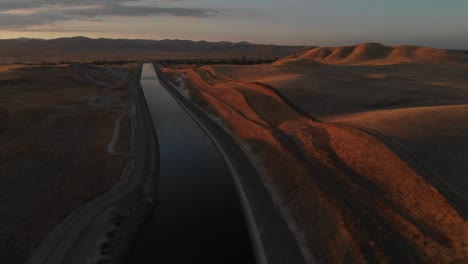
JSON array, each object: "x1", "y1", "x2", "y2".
[
  {"x1": 0, "y1": 0, "x2": 219, "y2": 30},
  {"x1": 69, "y1": 4, "x2": 218, "y2": 17}
]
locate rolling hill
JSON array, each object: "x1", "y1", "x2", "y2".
[{"x1": 277, "y1": 43, "x2": 468, "y2": 65}]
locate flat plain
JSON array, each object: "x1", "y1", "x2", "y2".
[{"x1": 0, "y1": 64, "x2": 136, "y2": 264}]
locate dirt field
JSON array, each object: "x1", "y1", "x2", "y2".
[
  {"x1": 0, "y1": 64, "x2": 137, "y2": 264},
  {"x1": 162, "y1": 47, "x2": 468, "y2": 262}
]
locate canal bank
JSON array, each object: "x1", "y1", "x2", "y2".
[
  {"x1": 156, "y1": 64, "x2": 308, "y2": 264},
  {"x1": 127, "y1": 63, "x2": 255, "y2": 263}
]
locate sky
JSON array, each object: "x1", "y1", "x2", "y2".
[{"x1": 0, "y1": 0, "x2": 467, "y2": 49}]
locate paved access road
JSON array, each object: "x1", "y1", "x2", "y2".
[{"x1": 127, "y1": 63, "x2": 255, "y2": 263}]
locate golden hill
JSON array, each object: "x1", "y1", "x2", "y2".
[{"x1": 277, "y1": 43, "x2": 467, "y2": 65}]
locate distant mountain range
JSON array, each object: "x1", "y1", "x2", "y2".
[{"x1": 0, "y1": 37, "x2": 310, "y2": 63}]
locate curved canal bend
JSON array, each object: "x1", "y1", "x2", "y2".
[{"x1": 128, "y1": 63, "x2": 255, "y2": 263}]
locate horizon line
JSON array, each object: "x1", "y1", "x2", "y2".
[{"x1": 0, "y1": 36, "x2": 466, "y2": 50}]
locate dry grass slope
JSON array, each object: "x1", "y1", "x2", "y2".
[
  {"x1": 207, "y1": 51, "x2": 468, "y2": 215},
  {"x1": 277, "y1": 43, "x2": 468, "y2": 65},
  {"x1": 163, "y1": 66, "x2": 468, "y2": 263},
  {"x1": 325, "y1": 104, "x2": 468, "y2": 203}
]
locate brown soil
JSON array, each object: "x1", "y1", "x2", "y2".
[
  {"x1": 163, "y1": 66, "x2": 468, "y2": 263},
  {"x1": 0, "y1": 64, "x2": 136, "y2": 264}
]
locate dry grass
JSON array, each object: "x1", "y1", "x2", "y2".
[
  {"x1": 325, "y1": 104, "x2": 468, "y2": 202},
  {"x1": 205, "y1": 58, "x2": 468, "y2": 209},
  {"x1": 0, "y1": 64, "x2": 136, "y2": 264},
  {"x1": 164, "y1": 66, "x2": 468, "y2": 263},
  {"x1": 210, "y1": 62, "x2": 468, "y2": 115},
  {"x1": 277, "y1": 43, "x2": 468, "y2": 65}
]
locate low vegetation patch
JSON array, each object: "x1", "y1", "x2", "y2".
[{"x1": 0, "y1": 64, "x2": 137, "y2": 264}]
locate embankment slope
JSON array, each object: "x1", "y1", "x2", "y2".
[{"x1": 162, "y1": 66, "x2": 468, "y2": 263}]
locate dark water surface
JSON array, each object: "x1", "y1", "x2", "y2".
[{"x1": 128, "y1": 64, "x2": 255, "y2": 263}]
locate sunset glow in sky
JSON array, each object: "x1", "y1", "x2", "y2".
[{"x1": 0, "y1": 0, "x2": 467, "y2": 48}]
